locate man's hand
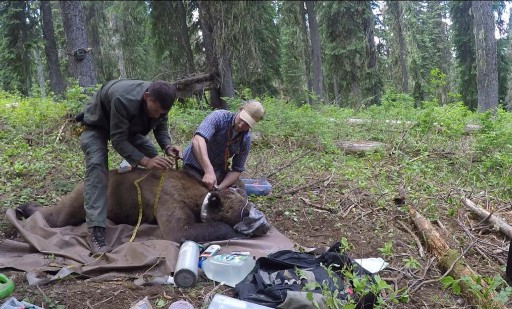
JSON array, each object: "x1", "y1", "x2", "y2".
[
  {"x1": 140, "y1": 156, "x2": 174, "y2": 170},
  {"x1": 166, "y1": 145, "x2": 182, "y2": 159},
  {"x1": 202, "y1": 171, "x2": 217, "y2": 191}
]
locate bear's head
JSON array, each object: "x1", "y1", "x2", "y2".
[{"x1": 200, "y1": 187, "x2": 270, "y2": 236}]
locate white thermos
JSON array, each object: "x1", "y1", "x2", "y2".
[{"x1": 174, "y1": 240, "x2": 200, "y2": 288}]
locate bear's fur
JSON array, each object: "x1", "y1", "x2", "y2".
[{"x1": 16, "y1": 168, "x2": 260, "y2": 243}]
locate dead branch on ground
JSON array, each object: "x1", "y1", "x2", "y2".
[
  {"x1": 461, "y1": 197, "x2": 512, "y2": 239},
  {"x1": 407, "y1": 205, "x2": 505, "y2": 309}
]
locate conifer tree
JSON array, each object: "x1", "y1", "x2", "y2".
[
  {"x1": 0, "y1": 1, "x2": 36, "y2": 95},
  {"x1": 59, "y1": 0, "x2": 96, "y2": 88}
]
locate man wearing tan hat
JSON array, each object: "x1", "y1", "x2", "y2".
[{"x1": 182, "y1": 100, "x2": 264, "y2": 190}]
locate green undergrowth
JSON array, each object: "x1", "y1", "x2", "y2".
[{"x1": 2, "y1": 89, "x2": 512, "y2": 210}]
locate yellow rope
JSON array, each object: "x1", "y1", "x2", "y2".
[{"x1": 129, "y1": 170, "x2": 167, "y2": 242}]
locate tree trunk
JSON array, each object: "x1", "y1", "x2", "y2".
[
  {"x1": 111, "y1": 15, "x2": 127, "y2": 79},
  {"x1": 333, "y1": 75, "x2": 339, "y2": 105},
  {"x1": 40, "y1": 0, "x2": 65, "y2": 96},
  {"x1": 197, "y1": 1, "x2": 226, "y2": 109},
  {"x1": 33, "y1": 49, "x2": 46, "y2": 98},
  {"x1": 300, "y1": 2, "x2": 313, "y2": 105},
  {"x1": 218, "y1": 53, "x2": 235, "y2": 98},
  {"x1": 408, "y1": 205, "x2": 505, "y2": 309},
  {"x1": 388, "y1": 1, "x2": 408, "y2": 93},
  {"x1": 59, "y1": 0, "x2": 96, "y2": 88},
  {"x1": 363, "y1": 0, "x2": 379, "y2": 105},
  {"x1": 177, "y1": 0, "x2": 196, "y2": 74},
  {"x1": 85, "y1": 2, "x2": 107, "y2": 82},
  {"x1": 472, "y1": 1, "x2": 498, "y2": 113},
  {"x1": 305, "y1": 1, "x2": 322, "y2": 103}
]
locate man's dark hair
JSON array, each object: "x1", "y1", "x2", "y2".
[{"x1": 147, "y1": 81, "x2": 177, "y2": 110}]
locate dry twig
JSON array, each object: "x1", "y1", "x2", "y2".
[{"x1": 396, "y1": 220, "x2": 425, "y2": 258}]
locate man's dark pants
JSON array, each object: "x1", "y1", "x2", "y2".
[{"x1": 79, "y1": 129, "x2": 158, "y2": 228}]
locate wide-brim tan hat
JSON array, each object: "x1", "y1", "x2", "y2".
[{"x1": 239, "y1": 100, "x2": 264, "y2": 127}]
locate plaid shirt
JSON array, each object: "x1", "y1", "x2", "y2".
[{"x1": 182, "y1": 110, "x2": 251, "y2": 173}]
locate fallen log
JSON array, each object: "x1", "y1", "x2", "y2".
[
  {"x1": 172, "y1": 72, "x2": 219, "y2": 99},
  {"x1": 408, "y1": 205, "x2": 504, "y2": 308},
  {"x1": 461, "y1": 197, "x2": 512, "y2": 239},
  {"x1": 336, "y1": 140, "x2": 386, "y2": 154}
]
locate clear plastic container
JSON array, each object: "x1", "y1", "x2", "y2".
[
  {"x1": 0, "y1": 297, "x2": 43, "y2": 309},
  {"x1": 241, "y1": 178, "x2": 271, "y2": 196},
  {"x1": 202, "y1": 254, "x2": 256, "y2": 287},
  {"x1": 207, "y1": 294, "x2": 273, "y2": 309}
]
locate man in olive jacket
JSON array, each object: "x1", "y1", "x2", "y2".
[{"x1": 79, "y1": 79, "x2": 180, "y2": 255}]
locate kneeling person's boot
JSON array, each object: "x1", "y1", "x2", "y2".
[{"x1": 87, "y1": 226, "x2": 112, "y2": 255}]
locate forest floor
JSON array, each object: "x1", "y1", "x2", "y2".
[
  {"x1": 1, "y1": 101, "x2": 512, "y2": 308},
  {"x1": 1, "y1": 150, "x2": 510, "y2": 309}
]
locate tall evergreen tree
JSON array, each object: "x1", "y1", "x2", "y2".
[
  {"x1": 472, "y1": 1, "x2": 498, "y2": 112},
  {"x1": 450, "y1": 1, "x2": 477, "y2": 110},
  {"x1": 197, "y1": 0, "x2": 226, "y2": 108},
  {"x1": 0, "y1": 1, "x2": 36, "y2": 95},
  {"x1": 505, "y1": 8, "x2": 512, "y2": 110},
  {"x1": 278, "y1": 1, "x2": 309, "y2": 104},
  {"x1": 84, "y1": 2, "x2": 117, "y2": 83},
  {"x1": 317, "y1": 1, "x2": 379, "y2": 107},
  {"x1": 108, "y1": 2, "x2": 153, "y2": 80},
  {"x1": 40, "y1": 0, "x2": 65, "y2": 96},
  {"x1": 305, "y1": 1, "x2": 323, "y2": 102},
  {"x1": 177, "y1": 0, "x2": 196, "y2": 74},
  {"x1": 59, "y1": 1, "x2": 96, "y2": 88},
  {"x1": 232, "y1": 1, "x2": 280, "y2": 97},
  {"x1": 385, "y1": 1, "x2": 409, "y2": 93},
  {"x1": 425, "y1": 1, "x2": 451, "y2": 104},
  {"x1": 150, "y1": 1, "x2": 194, "y2": 80},
  {"x1": 403, "y1": 1, "x2": 450, "y2": 105}
]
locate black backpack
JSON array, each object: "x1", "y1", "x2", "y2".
[{"x1": 235, "y1": 242, "x2": 377, "y2": 309}]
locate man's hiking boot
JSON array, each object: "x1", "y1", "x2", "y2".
[{"x1": 87, "y1": 226, "x2": 112, "y2": 255}]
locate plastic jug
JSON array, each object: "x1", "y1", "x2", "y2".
[
  {"x1": 207, "y1": 294, "x2": 272, "y2": 309},
  {"x1": 202, "y1": 254, "x2": 255, "y2": 287}
]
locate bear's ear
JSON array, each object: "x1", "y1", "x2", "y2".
[{"x1": 207, "y1": 192, "x2": 222, "y2": 208}]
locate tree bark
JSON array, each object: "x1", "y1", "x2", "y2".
[
  {"x1": 33, "y1": 49, "x2": 46, "y2": 98},
  {"x1": 40, "y1": 0, "x2": 65, "y2": 96},
  {"x1": 461, "y1": 198, "x2": 512, "y2": 239},
  {"x1": 110, "y1": 15, "x2": 127, "y2": 79},
  {"x1": 333, "y1": 75, "x2": 339, "y2": 104},
  {"x1": 388, "y1": 1, "x2": 408, "y2": 93},
  {"x1": 472, "y1": 1, "x2": 498, "y2": 113},
  {"x1": 363, "y1": 0, "x2": 379, "y2": 105},
  {"x1": 59, "y1": 0, "x2": 97, "y2": 88},
  {"x1": 300, "y1": 2, "x2": 313, "y2": 105},
  {"x1": 305, "y1": 1, "x2": 322, "y2": 103},
  {"x1": 177, "y1": 0, "x2": 196, "y2": 74},
  {"x1": 408, "y1": 205, "x2": 504, "y2": 309},
  {"x1": 85, "y1": 2, "x2": 109, "y2": 82},
  {"x1": 197, "y1": 1, "x2": 226, "y2": 109}
]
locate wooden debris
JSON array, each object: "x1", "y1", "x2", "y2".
[
  {"x1": 337, "y1": 140, "x2": 386, "y2": 154},
  {"x1": 173, "y1": 72, "x2": 218, "y2": 99},
  {"x1": 461, "y1": 198, "x2": 512, "y2": 239},
  {"x1": 464, "y1": 124, "x2": 482, "y2": 134},
  {"x1": 407, "y1": 205, "x2": 504, "y2": 309},
  {"x1": 396, "y1": 220, "x2": 424, "y2": 258},
  {"x1": 347, "y1": 118, "x2": 415, "y2": 127}
]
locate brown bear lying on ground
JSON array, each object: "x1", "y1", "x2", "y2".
[{"x1": 16, "y1": 168, "x2": 270, "y2": 243}]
